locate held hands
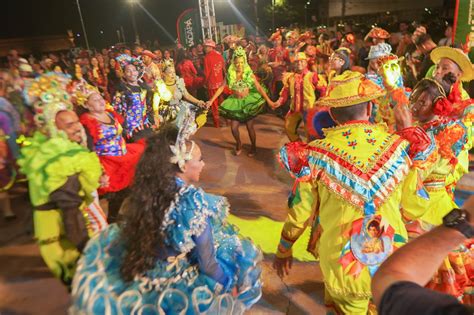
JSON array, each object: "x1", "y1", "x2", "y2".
[
  {"x1": 268, "y1": 100, "x2": 279, "y2": 110},
  {"x1": 196, "y1": 100, "x2": 206, "y2": 108}
]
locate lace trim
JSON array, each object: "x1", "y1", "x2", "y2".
[{"x1": 160, "y1": 184, "x2": 230, "y2": 253}]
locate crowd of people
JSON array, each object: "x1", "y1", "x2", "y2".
[{"x1": 0, "y1": 18, "x2": 473, "y2": 314}]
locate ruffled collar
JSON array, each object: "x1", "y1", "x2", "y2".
[{"x1": 175, "y1": 176, "x2": 186, "y2": 188}]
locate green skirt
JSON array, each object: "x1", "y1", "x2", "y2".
[{"x1": 219, "y1": 91, "x2": 266, "y2": 122}]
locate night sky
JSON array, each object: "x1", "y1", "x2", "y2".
[{"x1": 1, "y1": 0, "x2": 241, "y2": 48}]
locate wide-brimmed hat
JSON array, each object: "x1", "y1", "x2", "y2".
[
  {"x1": 364, "y1": 27, "x2": 390, "y2": 41},
  {"x1": 269, "y1": 30, "x2": 282, "y2": 42},
  {"x1": 366, "y1": 43, "x2": 392, "y2": 60},
  {"x1": 294, "y1": 52, "x2": 308, "y2": 61},
  {"x1": 203, "y1": 39, "x2": 216, "y2": 48},
  {"x1": 315, "y1": 71, "x2": 385, "y2": 107},
  {"x1": 430, "y1": 46, "x2": 474, "y2": 82},
  {"x1": 286, "y1": 30, "x2": 298, "y2": 40},
  {"x1": 141, "y1": 50, "x2": 157, "y2": 59}
]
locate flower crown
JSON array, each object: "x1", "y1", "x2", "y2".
[
  {"x1": 23, "y1": 73, "x2": 73, "y2": 137},
  {"x1": 115, "y1": 54, "x2": 145, "y2": 80},
  {"x1": 233, "y1": 46, "x2": 247, "y2": 60},
  {"x1": 71, "y1": 80, "x2": 100, "y2": 107}
]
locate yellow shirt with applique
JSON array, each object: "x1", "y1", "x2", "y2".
[{"x1": 277, "y1": 122, "x2": 434, "y2": 314}]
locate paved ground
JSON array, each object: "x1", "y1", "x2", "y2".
[{"x1": 0, "y1": 114, "x2": 325, "y2": 314}]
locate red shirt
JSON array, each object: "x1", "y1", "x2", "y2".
[
  {"x1": 203, "y1": 50, "x2": 225, "y2": 90},
  {"x1": 268, "y1": 46, "x2": 290, "y2": 81}
]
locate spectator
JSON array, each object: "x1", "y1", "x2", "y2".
[
  {"x1": 439, "y1": 25, "x2": 454, "y2": 47},
  {"x1": 413, "y1": 33, "x2": 437, "y2": 80}
]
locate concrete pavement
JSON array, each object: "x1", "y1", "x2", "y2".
[{"x1": 0, "y1": 114, "x2": 325, "y2": 314}]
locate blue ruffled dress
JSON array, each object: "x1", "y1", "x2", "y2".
[{"x1": 70, "y1": 178, "x2": 262, "y2": 314}]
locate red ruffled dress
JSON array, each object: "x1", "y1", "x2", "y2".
[{"x1": 80, "y1": 111, "x2": 145, "y2": 195}]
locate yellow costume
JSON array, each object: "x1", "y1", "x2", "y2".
[
  {"x1": 276, "y1": 72, "x2": 434, "y2": 314},
  {"x1": 18, "y1": 74, "x2": 102, "y2": 286},
  {"x1": 276, "y1": 53, "x2": 327, "y2": 142}
]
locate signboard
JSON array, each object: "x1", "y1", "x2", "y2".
[
  {"x1": 177, "y1": 9, "x2": 201, "y2": 48},
  {"x1": 328, "y1": 0, "x2": 442, "y2": 17},
  {"x1": 453, "y1": 0, "x2": 474, "y2": 48}
]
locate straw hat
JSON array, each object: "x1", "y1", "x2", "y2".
[
  {"x1": 364, "y1": 27, "x2": 390, "y2": 41},
  {"x1": 430, "y1": 46, "x2": 474, "y2": 82},
  {"x1": 269, "y1": 30, "x2": 282, "y2": 42},
  {"x1": 203, "y1": 39, "x2": 216, "y2": 48},
  {"x1": 294, "y1": 52, "x2": 308, "y2": 61},
  {"x1": 315, "y1": 71, "x2": 385, "y2": 107},
  {"x1": 141, "y1": 50, "x2": 157, "y2": 59}
]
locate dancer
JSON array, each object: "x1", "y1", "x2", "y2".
[
  {"x1": 365, "y1": 43, "x2": 393, "y2": 88},
  {"x1": 70, "y1": 120, "x2": 263, "y2": 314},
  {"x1": 273, "y1": 72, "x2": 435, "y2": 314},
  {"x1": 395, "y1": 78, "x2": 473, "y2": 301},
  {"x1": 208, "y1": 46, "x2": 273, "y2": 156},
  {"x1": 18, "y1": 74, "x2": 106, "y2": 286},
  {"x1": 328, "y1": 47, "x2": 352, "y2": 82},
  {"x1": 156, "y1": 64, "x2": 207, "y2": 126},
  {"x1": 74, "y1": 82, "x2": 145, "y2": 222},
  {"x1": 430, "y1": 46, "x2": 473, "y2": 102},
  {"x1": 269, "y1": 52, "x2": 327, "y2": 142},
  {"x1": 113, "y1": 54, "x2": 154, "y2": 142}
]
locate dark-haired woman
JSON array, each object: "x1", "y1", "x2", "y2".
[
  {"x1": 74, "y1": 82, "x2": 145, "y2": 223},
  {"x1": 113, "y1": 54, "x2": 154, "y2": 142},
  {"x1": 327, "y1": 47, "x2": 352, "y2": 83},
  {"x1": 395, "y1": 77, "x2": 473, "y2": 302},
  {"x1": 70, "y1": 124, "x2": 263, "y2": 314}
]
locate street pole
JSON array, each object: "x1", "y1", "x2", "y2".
[
  {"x1": 75, "y1": 0, "x2": 90, "y2": 50},
  {"x1": 130, "y1": 2, "x2": 140, "y2": 44},
  {"x1": 305, "y1": 1, "x2": 310, "y2": 28},
  {"x1": 254, "y1": 0, "x2": 259, "y2": 35},
  {"x1": 272, "y1": 0, "x2": 275, "y2": 30}
]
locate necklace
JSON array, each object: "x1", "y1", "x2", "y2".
[{"x1": 165, "y1": 80, "x2": 176, "y2": 86}]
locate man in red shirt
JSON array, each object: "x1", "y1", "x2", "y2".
[{"x1": 203, "y1": 39, "x2": 225, "y2": 127}]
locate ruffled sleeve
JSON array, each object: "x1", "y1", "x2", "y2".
[
  {"x1": 278, "y1": 142, "x2": 311, "y2": 180},
  {"x1": 162, "y1": 184, "x2": 229, "y2": 253},
  {"x1": 79, "y1": 114, "x2": 101, "y2": 144},
  {"x1": 396, "y1": 126, "x2": 435, "y2": 160},
  {"x1": 18, "y1": 132, "x2": 102, "y2": 207}
]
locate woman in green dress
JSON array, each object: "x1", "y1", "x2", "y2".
[{"x1": 208, "y1": 47, "x2": 272, "y2": 156}]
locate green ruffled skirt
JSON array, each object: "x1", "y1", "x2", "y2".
[{"x1": 219, "y1": 90, "x2": 266, "y2": 122}]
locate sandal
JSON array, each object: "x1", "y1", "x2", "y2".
[
  {"x1": 247, "y1": 148, "x2": 257, "y2": 157},
  {"x1": 233, "y1": 146, "x2": 242, "y2": 156}
]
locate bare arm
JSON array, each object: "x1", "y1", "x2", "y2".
[
  {"x1": 252, "y1": 75, "x2": 273, "y2": 105},
  {"x1": 372, "y1": 197, "x2": 474, "y2": 306},
  {"x1": 183, "y1": 89, "x2": 204, "y2": 106},
  {"x1": 207, "y1": 85, "x2": 225, "y2": 105}
]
